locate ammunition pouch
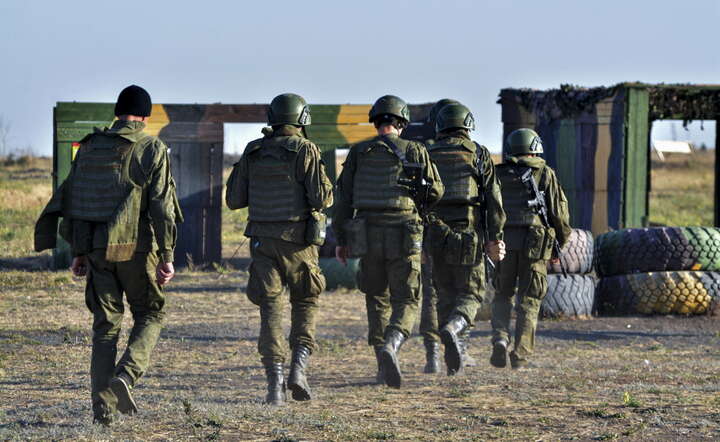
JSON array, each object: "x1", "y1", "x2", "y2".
[
  {"x1": 402, "y1": 221, "x2": 424, "y2": 256},
  {"x1": 344, "y1": 218, "x2": 367, "y2": 258},
  {"x1": 305, "y1": 211, "x2": 327, "y2": 246},
  {"x1": 525, "y1": 225, "x2": 555, "y2": 260}
]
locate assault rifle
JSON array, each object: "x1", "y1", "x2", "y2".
[
  {"x1": 382, "y1": 136, "x2": 433, "y2": 219},
  {"x1": 397, "y1": 162, "x2": 433, "y2": 219},
  {"x1": 520, "y1": 168, "x2": 568, "y2": 278}
]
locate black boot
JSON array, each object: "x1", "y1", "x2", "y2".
[
  {"x1": 380, "y1": 329, "x2": 406, "y2": 388},
  {"x1": 490, "y1": 339, "x2": 508, "y2": 368},
  {"x1": 287, "y1": 345, "x2": 312, "y2": 401},
  {"x1": 374, "y1": 345, "x2": 385, "y2": 384},
  {"x1": 440, "y1": 315, "x2": 468, "y2": 376},
  {"x1": 423, "y1": 340, "x2": 441, "y2": 374},
  {"x1": 264, "y1": 363, "x2": 286, "y2": 406}
]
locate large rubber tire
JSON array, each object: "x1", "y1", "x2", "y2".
[
  {"x1": 319, "y1": 258, "x2": 359, "y2": 290},
  {"x1": 540, "y1": 274, "x2": 596, "y2": 319},
  {"x1": 597, "y1": 271, "x2": 720, "y2": 315},
  {"x1": 548, "y1": 229, "x2": 594, "y2": 275},
  {"x1": 595, "y1": 227, "x2": 720, "y2": 277}
]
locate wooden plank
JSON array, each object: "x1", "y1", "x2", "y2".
[
  {"x1": 55, "y1": 102, "x2": 115, "y2": 122},
  {"x1": 623, "y1": 88, "x2": 650, "y2": 227}
]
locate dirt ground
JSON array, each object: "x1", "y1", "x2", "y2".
[{"x1": 1, "y1": 268, "x2": 719, "y2": 441}]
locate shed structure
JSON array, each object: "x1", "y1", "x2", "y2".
[
  {"x1": 498, "y1": 84, "x2": 720, "y2": 235},
  {"x1": 52, "y1": 102, "x2": 432, "y2": 268}
]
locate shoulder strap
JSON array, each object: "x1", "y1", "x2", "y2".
[{"x1": 381, "y1": 135, "x2": 409, "y2": 166}]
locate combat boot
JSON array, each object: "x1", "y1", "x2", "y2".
[
  {"x1": 109, "y1": 372, "x2": 138, "y2": 415},
  {"x1": 440, "y1": 315, "x2": 468, "y2": 376},
  {"x1": 374, "y1": 345, "x2": 385, "y2": 384},
  {"x1": 490, "y1": 339, "x2": 508, "y2": 368},
  {"x1": 380, "y1": 329, "x2": 406, "y2": 388},
  {"x1": 509, "y1": 351, "x2": 531, "y2": 370},
  {"x1": 423, "y1": 340, "x2": 441, "y2": 374},
  {"x1": 264, "y1": 363, "x2": 286, "y2": 406},
  {"x1": 287, "y1": 345, "x2": 312, "y2": 401}
]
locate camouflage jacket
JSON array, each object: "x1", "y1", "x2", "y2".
[
  {"x1": 226, "y1": 125, "x2": 334, "y2": 244},
  {"x1": 35, "y1": 120, "x2": 183, "y2": 263}
]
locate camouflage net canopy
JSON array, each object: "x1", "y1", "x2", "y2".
[
  {"x1": 648, "y1": 85, "x2": 720, "y2": 125},
  {"x1": 500, "y1": 83, "x2": 720, "y2": 126},
  {"x1": 499, "y1": 83, "x2": 619, "y2": 123}
]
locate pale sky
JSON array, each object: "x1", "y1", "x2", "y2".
[{"x1": 1, "y1": 0, "x2": 718, "y2": 155}]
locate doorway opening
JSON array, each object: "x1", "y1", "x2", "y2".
[
  {"x1": 648, "y1": 120, "x2": 716, "y2": 226},
  {"x1": 222, "y1": 123, "x2": 266, "y2": 265}
]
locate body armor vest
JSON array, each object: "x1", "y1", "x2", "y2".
[
  {"x1": 428, "y1": 138, "x2": 479, "y2": 205},
  {"x1": 496, "y1": 164, "x2": 546, "y2": 227},
  {"x1": 247, "y1": 136, "x2": 310, "y2": 222},
  {"x1": 352, "y1": 138, "x2": 415, "y2": 211},
  {"x1": 67, "y1": 135, "x2": 136, "y2": 222}
]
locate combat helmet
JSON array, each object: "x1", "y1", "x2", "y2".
[
  {"x1": 504, "y1": 128, "x2": 543, "y2": 157},
  {"x1": 267, "y1": 93, "x2": 311, "y2": 126},
  {"x1": 368, "y1": 95, "x2": 410, "y2": 123},
  {"x1": 426, "y1": 98, "x2": 459, "y2": 128},
  {"x1": 435, "y1": 102, "x2": 475, "y2": 133}
]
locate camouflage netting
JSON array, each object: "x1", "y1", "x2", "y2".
[
  {"x1": 647, "y1": 86, "x2": 720, "y2": 126},
  {"x1": 500, "y1": 84, "x2": 619, "y2": 122}
]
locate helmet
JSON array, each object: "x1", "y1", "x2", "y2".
[
  {"x1": 504, "y1": 128, "x2": 544, "y2": 157},
  {"x1": 435, "y1": 103, "x2": 475, "y2": 133},
  {"x1": 368, "y1": 95, "x2": 410, "y2": 123},
  {"x1": 426, "y1": 98, "x2": 459, "y2": 127},
  {"x1": 267, "y1": 93, "x2": 311, "y2": 126}
]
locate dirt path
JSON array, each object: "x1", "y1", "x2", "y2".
[{"x1": 1, "y1": 269, "x2": 719, "y2": 440}]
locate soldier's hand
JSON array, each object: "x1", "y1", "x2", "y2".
[
  {"x1": 550, "y1": 257, "x2": 560, "y2": 265},
  {"x1": 156, "y1": 262, "x2": 175, "y2": 285},
  {"x1": 70, "y1": 256, "x2": 87, "y2": 277},
  {"x1": 335, "y1": 246, "x2": 348, "y2": 266},
  {"x1": 485, "y1": 240, "x2": 506, "y2": 262}
]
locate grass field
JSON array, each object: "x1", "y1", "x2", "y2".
[{"x1": 1, "y1": 155, "x2": 719, "y2": 440}]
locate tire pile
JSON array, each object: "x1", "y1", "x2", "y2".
[
  {"x1": 595, "y1": 227, "x2": 720, "y2": 315},
  {"x1": 540, "y1": 229, "x2": 596, "y2": 319}
]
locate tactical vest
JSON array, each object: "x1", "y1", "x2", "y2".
[
  {"x1": 496, "y1": 164, "x2": 546, "y2": 227},
  {"x1": 352, "y1": 138, "x2": 415, "y2": 211},
  {"x1": 246, "y1": 136, "x2": 310, "y2": 222},
  {"x1": 67, "y1": 135, "x2": 136, "y2": 222},
  {"x1": 428, "y1": 138, "x2": 480, "y2": 205}
]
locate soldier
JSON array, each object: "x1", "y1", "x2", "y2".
[
  {"x1": 426, "y1": 102, "x2": 506, "y2": 375},
  {"x1": 333, "y1": 95, "x2": 444, "y2": 388},
  {"x1": 225, "y1": 93, "x2": 333, "y2": 406},
  {"x1": 34, "y1": 85, "x2": 183, "y2": 425},
  {"x1": 491, "y1": 128, "x2": 571, "y2": 369},
  {"x1": 410, "y1": 98, "x2": 458, "y2": 374}
]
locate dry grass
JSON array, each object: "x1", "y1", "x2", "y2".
[
  {"x1": 649, "y1": 150, "x2": 714, "y2": 226},
  {"x1": 1, "y1": 270, "x2": 720, "y2": 440}
]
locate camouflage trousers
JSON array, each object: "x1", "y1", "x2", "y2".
[
  {"x1": 358, "y1": 224, "x2": 422, "y2": 346},
  {"x1": 246, "y1": 236, "x2": 326, "y2": 365},
  {"x1": 491, "y1": 249, "x2": 548, "y2": 362},
  {"x1": 430, "y1": 249, "x2": 485, "y2": 328},
  {"x1": 85, "y1": 249, "x2": 165, "y2": 420},
  {"x1": 419, "y1": 256, "x2": 439, "y2": 343}
]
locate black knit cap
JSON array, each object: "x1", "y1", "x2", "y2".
[{"x1": 114, "y1": 85, "x2": 152, "y2": 117}]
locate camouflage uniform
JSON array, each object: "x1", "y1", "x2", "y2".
[
  {"x1": 226, "y1": 123, "x2": 333, "y2": 403},
  {"x1": 492, "y1": 155, "x2": 571, "y2": 366},
  {"x1": 333, "y1": 132, "x2": 443, "y2": 385},
  {"x1": 35, "y1": 120, "x2": 182, "y2": 422},
  {"x1": 427, "y1": 130, "x2": 504, "y2": 337}
]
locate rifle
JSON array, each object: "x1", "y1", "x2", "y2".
[
  {"x1": 381, "y1": 136, "x2": 433, "y2": 220},
  {"x1": 519, "y1": 168, "x2": 568, "y2": 278}
]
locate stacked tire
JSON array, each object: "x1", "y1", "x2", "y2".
[
  {"x1": 540, "y1": 229, "x2": 596, "y2": 319},
  {"x1": 595, "y1": 227, "x2": 720, "y2": 315},
  {"x1": 318, "y1": 225, "x2": 360, "y2": 290}
]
